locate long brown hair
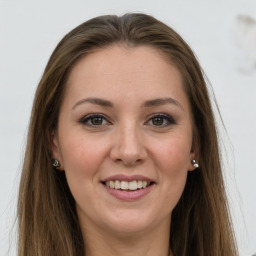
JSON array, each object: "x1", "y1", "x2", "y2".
[{"x1": 18, "y1": 13, "x2": 238, "y2": 256}]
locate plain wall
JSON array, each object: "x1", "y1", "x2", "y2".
[{"x1": 0, "y1": 0, "x2": 255, "y2": 255}]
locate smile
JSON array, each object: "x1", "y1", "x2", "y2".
[
  {"x1": 101, "y1": 174, "x2": 155, "y2": 200},
  {"x1": 104, "y1": 180, "x2": 152, "y2": 191}
]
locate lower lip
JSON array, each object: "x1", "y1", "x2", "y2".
[{"x1": 102, "y1": 184, "x2": 155, "y2": 201}]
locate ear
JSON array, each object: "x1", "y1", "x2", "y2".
[
  {"x1": 188, "y1": 136, "x2": 199, "y2": 171},
  {"x1": 188, "y1": 153, "x2": 199, "y2": 171},
  {"x1": 49, "y1": 131, "x2": 64, "y2": 171}
]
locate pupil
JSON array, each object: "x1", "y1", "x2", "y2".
[
  {"x1": 153, "y1": 117, "x2": 163, "y2": 126},
  {"x1": 92, "y1": 117, "x2": 102, "y2": 125}
]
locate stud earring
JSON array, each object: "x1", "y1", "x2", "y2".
[
  {"x1": 192, "y1": 159, "x2": 199, "y2": 168},
  {"x1": 52, "y1": 159, "x2": 60, "y2": 168}
]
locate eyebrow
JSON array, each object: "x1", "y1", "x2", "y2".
[
  {"x1": 142, "y1": 98, "x2": 183, "y2": 110},
  {"x1": 72, "y1": 97, "x2": 183, "y2": 110},
  {"x1": 72, "y1": 97, "x2": 113, "y2": 110}
]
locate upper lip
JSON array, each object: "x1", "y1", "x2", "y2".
[{"x1": 102, "y1": 174, "x2": 154, "y2": 183}]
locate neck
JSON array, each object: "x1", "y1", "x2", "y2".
[{"x1": 80, "y1": 217, "x2": 172, "y2": 256}]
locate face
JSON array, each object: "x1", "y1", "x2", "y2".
[{"x1": 52, "y1": 45, "x2": 197, "y2": 236}]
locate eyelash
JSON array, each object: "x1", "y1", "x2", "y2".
[
  {"x1": 79, "y1": 113, "x2": 176, "y2": 128},
  {"x1": 146, "y1": 113, "x2": 176, "y2": 127},
  {"x1": 79, "y1": 114, "x2": 110, "y2": 127}
]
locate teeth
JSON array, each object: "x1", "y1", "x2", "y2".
[
  {"x1": 129, "y1": 181, "x2": 137, "y2": 190},
  {"x1": 121, "y1": 181, "x2": 129, "y2": 190},
  {"x1": 142, "y1": 181, "x2": 147, "y2": 188},
  {"x1": 109, "y1": 181, "x2": 115, "y2": 188},
  {"x1": 115, "y1": 180, "x2": 120, "y2": 189},
  {"x1": 105, "y1": 180, "x2": 151, "y2": 190},
  {"x1": 137, "y1": 180, "x2": 142, "y2": 189}
]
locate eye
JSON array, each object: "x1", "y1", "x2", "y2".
[
  {"x1": 146, "y1": 113, "x2": 176, "y2": 127},
  {"x1": 79, "y1": 114, "x2": 110, "y2": 127}
]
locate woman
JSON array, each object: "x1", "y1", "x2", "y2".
[{"x1": 18, "y1": 13, "x2": 239, "y2": 256}]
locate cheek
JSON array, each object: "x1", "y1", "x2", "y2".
[
  {"x1": 156, "y1": 135, "x2": 191, "y2": 173},
  {"x1": 58, "y1": 134, "x2": 110, "y2": 212},
  {"x1": 59, "y1": 134, "x2": 107, "y2": 181},
  {"x1": 153, "y1": 137, "x2": 191, "y2": 205}
]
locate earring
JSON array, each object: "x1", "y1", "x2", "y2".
[
  {"x1": 52, "y1": 159, "x2": 60, "y2": 168},
  {"x1": 192, "y1": 159, "x2": 199, "y2": 168}
]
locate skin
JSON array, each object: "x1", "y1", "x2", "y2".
[{"x1": 52, "y1": 45, "x2": 197, "y2": 256}]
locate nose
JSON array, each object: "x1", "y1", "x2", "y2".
[{"x1": 110, "y1": 123, "x2": 147, "y2": 166}]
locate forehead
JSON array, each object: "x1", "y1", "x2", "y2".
[
  {"x1": 69, "y1": 45, "x2": 174, "y2": 78},
  {"x1": 63, "y1": 45, "x2": 190, "y2": 111}
]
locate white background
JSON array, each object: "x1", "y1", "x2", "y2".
[{"x1": 0, "y1": 0, "x2": 255, "y2": 255}]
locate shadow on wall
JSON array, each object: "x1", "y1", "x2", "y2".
[{"x1": 233, "y1": 14, "x2": 256, "y2": 74}]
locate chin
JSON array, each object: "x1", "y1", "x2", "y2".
[{"x1": 101, "y1": 209, "x2": 169, "y2": 235}]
